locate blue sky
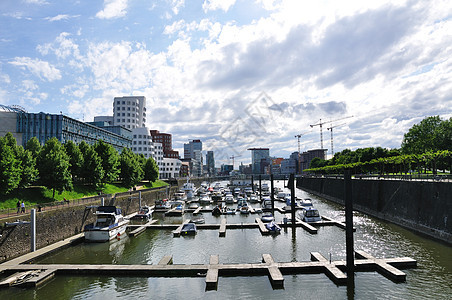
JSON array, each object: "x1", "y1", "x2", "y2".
[{"x1": 1, "y1": 0, "x2": 451, "y2": 166}]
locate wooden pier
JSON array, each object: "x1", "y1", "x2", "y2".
[
  {"x1": 219, "y1": 219, "x2": 227, "y2": 237},
  {"x1": 0, "y1": 252, "x2": 416, "y2": 290}
]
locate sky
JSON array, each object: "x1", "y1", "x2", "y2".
[{"x1": 0, "y1": 0, "x2": 451, "y2": 166}]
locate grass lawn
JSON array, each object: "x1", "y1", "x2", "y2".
[{"x1": 0, "y1": 180, "x2": 168, "y2": 210}]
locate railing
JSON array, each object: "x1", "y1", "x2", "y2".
[
  {"x1": 301, "y1": 173, "x2": 452, "y2": 182},
  {"x1": 0, "y1": 185, "x2": 171, "y2": 221}
]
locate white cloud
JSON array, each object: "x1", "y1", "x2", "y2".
[
  {"x1": 202, "y1": 0, "x2": 236, "y2": 13},
  {"x1": 44, "y1": 14, "x2": 79, "y2": 22},
  {"x1": 96, "y1": 0, "x2": 129, "y2": 19},
  {"x1": 170, "y1": 0, "x2": 185, "y2": 15},
  {"x1": 9, "y1": 57, "x2": 62, "y2": 81},
  {"x1": 24, "y1": 0, "x2": 49, "y2": 5}
]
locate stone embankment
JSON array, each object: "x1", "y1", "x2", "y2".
[
  {"x1": 297, "y1": 176, "x2": 452, "y2": 245},
  {"x1": 0, "y1": 183, "x2": 181, "y2": 263}
]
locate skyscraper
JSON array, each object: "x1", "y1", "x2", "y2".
[
  {"x1": 206, "y1": 151, "x2": 215, "y2": 176},
  {"x1": 113, "y1": 96, "x2": 146, "y2": 129},
  {"x1": 247, "y1": 148, "x2": 270, "y2": 174}
]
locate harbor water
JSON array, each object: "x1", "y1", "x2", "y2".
[{"x1": 1, "y1": 181, "x2": 451, "y2": 299}]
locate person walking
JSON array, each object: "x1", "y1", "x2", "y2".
[
  {"x1": 16, "y1": 201, "x2": 20, "y2": 214},
  {"x1": 20, "y1": 201, "x2": 25, "y2": 213}
]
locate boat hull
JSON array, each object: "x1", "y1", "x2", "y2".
[{"x1": 84, "y1": 221, "x2": 128, "y2": 242}]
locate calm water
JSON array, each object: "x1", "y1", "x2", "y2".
[{"x1": 1, "y1": 181, "x2": 451, "y2": 299}]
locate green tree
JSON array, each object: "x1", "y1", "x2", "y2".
[
  {"x1": 401, "y1": 116, "x2": 443, "y2": 154},
  {"x1": 119, "y1": 148, "x2": 143, "y2": 188},
  {"x1": 64, "y1": 141, "x2": 84, "y2": 182},
  {"x1": 94, "y1": 140, "x2": 120, "y2": 184},
  {"x1": 0, "y1": 135, "x2": 21, "y2": 194},
  {"x1": 25, "y1": 137, "x2": 41, "y2": 158},
  {"x1": 36, "y1": 137, "x2": 73, "y2": 199},
  {"x1": 17, "y1": 147, "x2": 38, "y2": 188},
  {"x1": 143, "y1": 156, "x2": 159, "y2": 182},
  {"x1": 310, "y1": 157, "x2": 327, "y2": 169},
  {"x1": 80, "y1": 143, "x2": 104, "y2": 186}
]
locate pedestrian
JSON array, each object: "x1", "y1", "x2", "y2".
[
  {"x1": 16, "y1": 201, "x2": 20, "y2": 214},
  {"x1": 21, "y1": 201, "x2": 25, "y2": 213}
]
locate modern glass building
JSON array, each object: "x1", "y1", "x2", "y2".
[
  {"x1": 247, "y1": 148, "x2": 270, "y2": 174},
  {"x1": 15, "y1": 112, "x2": 132, "y2": 152}
]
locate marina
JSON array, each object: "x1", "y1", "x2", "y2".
[{"x1": 0, "y1": 180, "x2": 450, "y2": 299}]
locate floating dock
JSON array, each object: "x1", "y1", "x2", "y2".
[{"x1": 0, "y1": 252, "x2": 416, "y2": 290}]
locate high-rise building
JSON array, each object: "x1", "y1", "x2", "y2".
[
  {"x1": 131, "y1": 127, "x2": 163, "y2": 169},
  {"x1": 183, "y1": 139, "x2": 202, "y2": 159},
  {"x1": 247, "y1": 148, "x2": 270, "y2": 174},
  {"x1": 301, "y1": 149, "x2": 327, "y2": 171},
  {"x1": 206, "y1": 151, "x2": 215, "y2": 176},
  {"x1": 113, "y1": 96, "x2": 146, "y2": 129},
  {"x1": 149, "y1": 130, "x2": 179, "y2": 158}
]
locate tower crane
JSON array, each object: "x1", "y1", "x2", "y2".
[
  {"x1": 295, "y1": 131, "x2": 310, "y2": 174},
  {"x1": 327, "y1": 123, "x2": 347, "y2": 156},
  {"x1": 229, "y1": 154, "x2": 242, "y2": 170},
  {"x1": 310, "y1": 115, "x2": 353, "y2": 149}
]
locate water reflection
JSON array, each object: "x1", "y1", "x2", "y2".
[{"x1": 1, "y1": 180, "x2": 451, "y2": 299}]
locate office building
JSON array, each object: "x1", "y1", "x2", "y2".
[
  {"x1": 247, "y1": 148, "x2": 270, "y2": 174},
  {"x1": 206, "y1": 151, "x2": 215, "y2": 176},
  {"x1": 113, "y1": 96, "x2": 146, "y2": 129},
  {"x1": 0, "y1": 105, "x2": 132, "y2": 152},
  {"x1": 149, "y1": 130, "x2": 179, "y2": 159}
]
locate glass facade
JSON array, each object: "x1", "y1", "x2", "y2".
[{"x1": 17, "y1": 112, "x2": 132, "y2": 152}]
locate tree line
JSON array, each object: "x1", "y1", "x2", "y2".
[
  {"x1": 305, "y1": 116, "x2": 452, "y2": 175},
  {"x1": 0, "y1": 133, "x2": 159, "y2": 198}
]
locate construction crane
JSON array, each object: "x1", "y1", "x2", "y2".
[
  {"x1": 327, "y1": 123, "x2": 347, "y2": 156},
  {"x1": 310, "y1": 115, "x2": 353, "y2": 149},
  {"x1": 295, "y1": 131, "x2": 310, "y2": 174},
  {"x1": 230, "y1": 154, "x2": 242, "y2": 170}
]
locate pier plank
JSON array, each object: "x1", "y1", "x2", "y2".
[
  {"x1": 206, "y1": 255, "x2": 219, "y2": 290},
  {"x1": 255, "y1": 218, "x2": 269, "y2": 235},
  {"x1": 310, "y1": 252, "x2": 347, "y2": 284},
  {"x1": 20, "y1": 269, "x2": 56, "y2": 287},
  {"x1": 262, "y1": 254, "x2": 284, "y2": 289},
  {"x1": 173, "y1": 220, "x2": 190, "y2": 237},
  {"x1": 193, "y1": 207, "x2": 202, "y2": 215},
  {"x1": 355, "y1": 250, "x2": 407, "y2": 281},
  {"x1": 219, "y1": 219, "x2": 227, "y2": 237},
  {"x1": 158, "y1": 256, "x2": 173, "y2": 265}
]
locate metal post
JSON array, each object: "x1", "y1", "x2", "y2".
[
  {"x1": 101, "y1": 197, "x2": 105, "y2": 206},
  {"x1": 290, "y1": 174, "x2": 296, "y2": 229},
  {"x1": 30, "y1": 209, "x2": 36, "y2": 252},
  {"x1": 259, "y1": 175, "x2": 262, "y2": 202},
  {"x1": 270, "y1": 174, "x2": 275, "y2": 214},
  {"x1": 345, "y1": 170, "x2": 354, "y2": 279},
  {"x1": 251, "y1": 176, "x2": 254, "y2": 192},
  {"x1": 139, "y1": 191, "x2": 142, "y2": 208}
]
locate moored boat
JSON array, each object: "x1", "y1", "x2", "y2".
[
  {"x1": 84, "y1": 206, "x2": 129, "y2": 242},
  {"x1": 261, "y1": 213, "x2": 274, "y2": 223},
  {"x1": 131, "y1": 206, "x2": 153, "y2": 221},
  {"x1": 265, "y1": 221, "x2": 281, "y2": 234},
  {"x1": 298, "y1": 207, "x2": 322, "y2": 223}
]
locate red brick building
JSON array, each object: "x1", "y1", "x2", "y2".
[{"x1": 149, "y1": 130, "x2": 179, "y2": 159}]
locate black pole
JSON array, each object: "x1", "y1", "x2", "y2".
[
  {"x1": 270, "y1": 174, "x2": 275, "y2": 214},
  {"x1": 259, "y1": 175, "x2": 262, "y2": 202},
  {"x1": 345, "y1": 169, "x2": 354, "y2": 280},
  {"x1": 289, "y1": 173, "x2": 296, "y2": 229},
  {"x1": 251, "y1": 176, "x2": 254, "y2": 192}
]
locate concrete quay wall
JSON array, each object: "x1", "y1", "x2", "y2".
[
  {"x1": 0, "y1": 186, "x2": 173, "y2": 263},
  {"x1": 297, "y1": 177, "x2": 452, "y2": 245}
]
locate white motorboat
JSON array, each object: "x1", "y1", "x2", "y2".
[
  {"x1": 173, "y1": 191, "x2": 187, "y2": 201},
  {"x1": 84, "y1": 206, "x2": 129, "y2": 242},
  {"x1": 248, "y1": 193, "x2": 259, "y2": 203},
  {"x1": 298, "y1": 207, "x2": 322, "y2": 223},
  {"x1": 182, "y1": 181, "x2": 196, "y2": 199},
  {"x1": 261, "y1": 213, "x2": 274, "y2": 223},
  {"x1": 225, "y1": 194, "x2": 234, "y2": 204},
  {"x1": 199, "y1": 194, "x2": 212, "y2": 204},
  {"x1": 299, "y1": 198, "x2": 313, "y2": 207},
  {"x1": 155, "y1": 198, "x2": 171, "y2": 210},
  {"x1": 131, "y1": 206, "x2": 153, "y2": 221},
  {"x1": 262, "y1": 197, "x2": 272, "y2": 210}
]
